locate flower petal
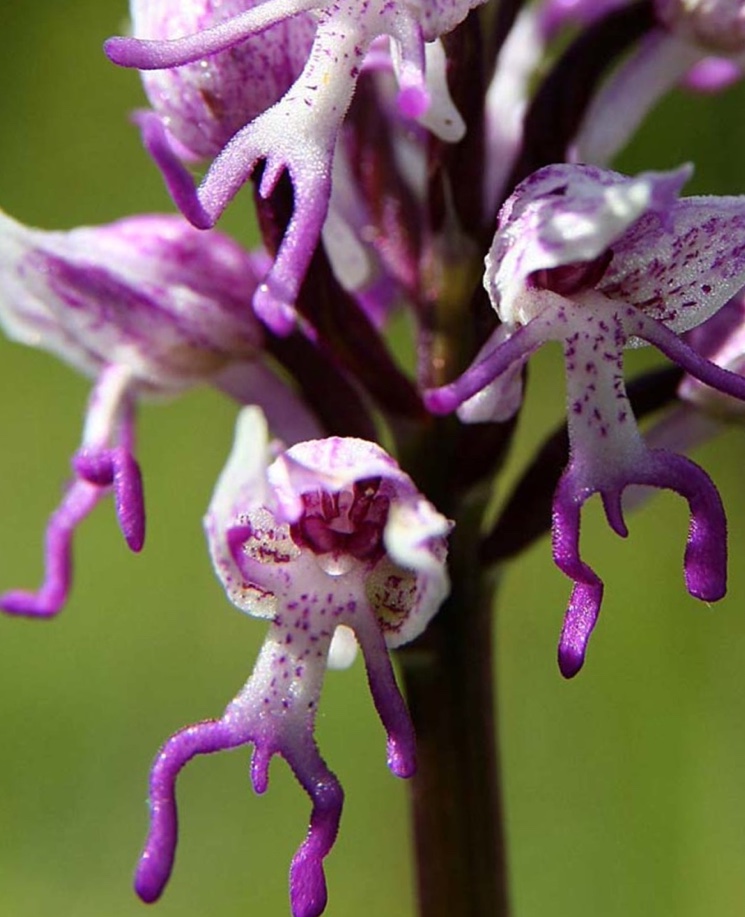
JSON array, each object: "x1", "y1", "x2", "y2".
[{"x1": 486, "y1": 163, "x2": 692, "y2": 323}]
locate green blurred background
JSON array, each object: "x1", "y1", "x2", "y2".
[{"x1": 3, "y1": 4, "x2": 745, "y2": 915}]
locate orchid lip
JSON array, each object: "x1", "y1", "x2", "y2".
[{"x1": 132, "y1": 409, "x2": 449, "y2": 909}]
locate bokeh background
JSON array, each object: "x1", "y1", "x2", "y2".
[{"x1": 2, "y1": 3, "x2": 745, "y2": 915}]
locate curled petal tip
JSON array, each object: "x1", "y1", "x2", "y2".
[
  {"x1": 253, "y1": 284, "x2": 297, "y2": 337},
  {"x1": 0, "y1": 590, "x2": 60, "y2": 619},
  {"x1": 683, "y1": 517, "x2": 727, "y2": 604},
  {"x1": 102, "y1": 36, "x2": 164, "y2": 69},
  {"x1": 637, "y1": 450, "x2": 729, "y2": 604},
  {"x1": 102, "y1": 37, "x2": 131, "y2": 66},
  {"x1": 387, "y1": 743, "x2": 416, "y2": 779},
  {"x1": 114, "y1": 453, "x2": 146, "y2": 552},
  {"x1": 123, "y1": 523, "x2": 146, "y2": 553},
  {"x1": 558, "y1": 644, "x2": 586, "y2": 679},
  {"x1": 556, "y1": 580, "x2": 603, "y2": 680},
  {"x1": 685, "y1": 562, "x2": 726, "y2": 604},
  {"x1": 250, "y1": 745, "x2": 272, "y2": 795},
  {"x1": 290, "y1": 853, "x2": 328, "y2": 917},
  {"x1": 397, "y1": 83, "x2": 430, "y2": 119},
  {"x1": 422, "y1": 387, "x2": 457, "y2": 415},
  {"x1": 74, "y1": 449, "x2": 146, "y2": 552},
  {"x1": 134, "y1": 858, "x2": 170, "y2": 905},
  {"x1": 601, "y1": 490, "x2": 628, "y2": 538}
]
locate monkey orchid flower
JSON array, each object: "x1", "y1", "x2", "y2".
[
  {"x1": 0, "y1": 211, "x2": 269, "y2": 617},
  {"x1": 104, "y1": 0, "x2": 475, "y2": 334},
  {"x1": 135, "y1": 407, "x2": 450, "y2": 917},
  {"x1": 426, "y1": 162, "x2": 745, "y2": 676}
]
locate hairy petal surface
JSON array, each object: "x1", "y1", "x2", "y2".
[
  {"x1": 107, "y1": 0, "x2": 482, "y2": 332},
  {"x1": 137, "y1": 408, "x2": 450, "y2": 914},
  {"x1": 0, "y1": 211, "x2": 272, "y2": 617},
  {"x1": 427, "y1": 163, "x2": 745, "y2": 674}
]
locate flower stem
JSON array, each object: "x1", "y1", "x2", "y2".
[{"x1": 398, "y1": 530, "x2": 508, "y2": 917}]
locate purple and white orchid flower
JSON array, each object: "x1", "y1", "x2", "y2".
[
  {"x1": 135, "y1": 406, "x2": 450, "y2": 917},
  {"x1": 0, "y1": 211, "x2": 270, "y2": 618},
  {"x1": 426, "y1": 162, "x2": 745, "y2": 677},
  {"x1": 104, "y1": 0, "x2": 474, "y2": 334}
]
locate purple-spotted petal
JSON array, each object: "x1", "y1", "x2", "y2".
[
  {"x1": 486, "y1": 163, "x2": 692, "y2": 323},
  {"x1": 381, "y1": 498, "x2": 451, "y2": 647},
  {"x1": 600, "y1": 196, "x2": 745, "y2": 333},
  {"x1": 552, "y1": 442, "x2": 727, "y2": 677},
  {"x1": 136, "y1": 609, "x2": 343, "y2": 915},
  {"x1": 124, "y1": 0, "x2": 316, "y2": 158},
  {"x1": 163, "y1": 410, "x2": 451, "y2": 913}
]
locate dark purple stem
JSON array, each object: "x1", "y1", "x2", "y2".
[
  {"x1": 398, "y1": 514, "x2": 508, "y2": 917},
  {"x1": 267, "y1": 330, "x2": 378, "y2": 440}
]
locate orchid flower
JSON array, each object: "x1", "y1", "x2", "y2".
[
  {"x1": 0, "y1": 211, "x2": 269, "y2": 617},
  {"x1": 104, "y1": 0, "x2": 476, "y2": 334},
  {"x1": 426, "y1": 162, "x2": 745, "y2": 676},
  {"x1": 135, "y1": 406, "x2": 450, "y2": 917}
]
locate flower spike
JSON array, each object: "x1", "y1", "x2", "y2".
[
  {"x1": 427, "y1": 163, "x2": 745, "y2": 674},
  {"x1": 136, "y1": 408, "x2": 451, "y2": 915}
]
